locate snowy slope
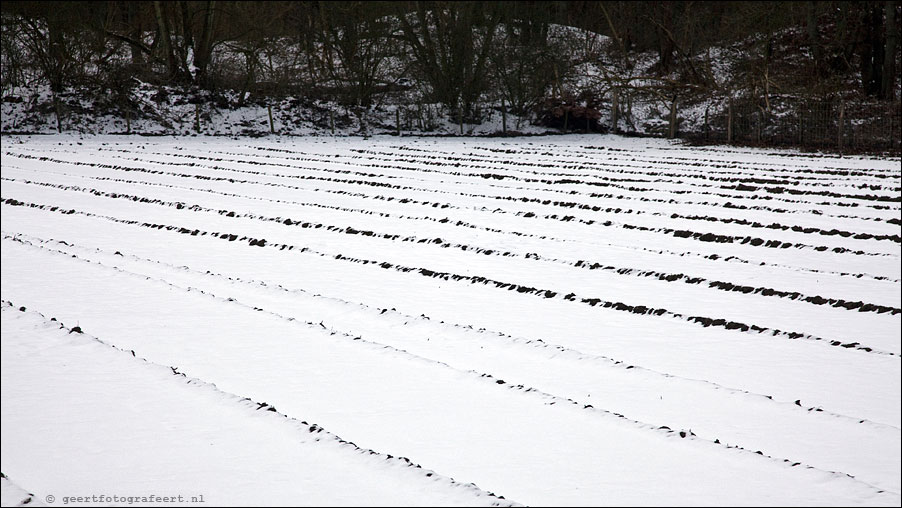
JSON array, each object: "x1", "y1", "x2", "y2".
[{"x1": 2, "y1": 133, "x2": 900, "y2": 506}]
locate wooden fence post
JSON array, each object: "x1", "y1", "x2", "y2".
[
  {"x1": 837, "y1": 100, "x2": 844, "y2": 152},
  {"x1": 501, "y1": 97, "x2": 507, "y2": 134},
  {"x1": 669, "y1": 95, "x2": 677, "y2": 138},
  {"x1": 611, "y1": 88, "x2": 619, "y2": 133},
  {"x1": 727, "y1": 97, "x2": 733, "y2": 144},
  {"x1": 268, "y1": 104, "x2": 274, "y2": 134},
  {"x1": 798, "y1": 104, "x2": 803, "y2": 146},
  {"x1": 54, "y1": 96, "x2": 62, "y2": 133},
  {"x1": 458, "y1": 103, "x2": 463, "y2": 135},
  {"x1": 330, "y1": 109, "x2": 335, "y2": 135},
  {"x1": 396, "y1": 108, "x2": 401, "y2": 136},
  {"x1": 756, "y1": 108, "x2": 761, "y2": 144},
  {"x1": 194, "y1": 104, "x2": 200, "y2": 133},
  {"x1": 626, "y1": 93, "x2": 632, "y2": 125}
]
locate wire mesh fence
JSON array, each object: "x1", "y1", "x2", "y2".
[
  {"x1": 686, "y1": 97, "x2": 901, "y2": 154},
  {"x1": 452, "y1": 92, "x2": 901, "y2": 155}
]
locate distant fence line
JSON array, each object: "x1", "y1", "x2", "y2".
[
  {"x1": 6, "y1": 83, "x2": 899, "y2": 154},
  {"x1": 690, "y1": 98, "x2": 902, "y2": 154},
  {"x1": 596, "y1": 93, "x2": 900, "y2": 154},
  {"x1": 402, "y1": 94, "x2": 902, "y2": 154}
]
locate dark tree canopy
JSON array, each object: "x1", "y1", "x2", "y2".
[{"x1": 1, "y1": 1, "x2": 899, "y2": 133}]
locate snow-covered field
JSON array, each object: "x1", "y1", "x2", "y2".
[{"x1": 1, "y1": 134, "x2": 900, "y2": 506}]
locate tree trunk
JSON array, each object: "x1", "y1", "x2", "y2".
[
  {"x1": 654, "y1": 2, "x2": 676, "y2": 74},
  {"x1": 194, "y1": 1, "x2": 217, "y2": 88},
  {"x1": 153, "y1": 1, "x2": 178, "y2": 80},
  {"x1": 882, "y1": 0, "x2": 898, "y2": 100},
  {"x1": 180, "y1": 1, "x2": 194, "y2": 50},
  {"x1": 806, "y1": 1, "x2": 823, "y2": 78},
  {"x1": 860, "y1": 4, "x2": 885, "y2": 96},
  {"x1": 126, "y1": 1, "x2": 143, "y2": 65},
  {"x1": 46, "y1": 16, "x2": 66, "y2": 94}
]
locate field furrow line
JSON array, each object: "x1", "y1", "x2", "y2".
[
  {"x1": 3, "y1": 196, "x2": 894, "y2": 357},
  {"x1": 4, "y1": 176, "x2": 899, "y2": 316},
  {"x1": 10, "y1": 148, "x2": 897, "y2": 223},
  {"x1": 4, "y1": 167, "x2": 896, "y2": 259},
  {"x1": 3, "y1": 240, "x2": 899, "y2": 497},
  {"x1": 9, "y1": 229, "x2": 899, "y2": 431}
]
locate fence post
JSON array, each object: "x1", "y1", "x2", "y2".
[
  {"x1": 893, "y1": 103, "x2": 899, "y2": 152},
  {"x1": 126, "y1": 108, "x2": 131, "y2": 134},
  {"x1": 458, "y1": 103, "x2": 463, "y2": 135},
  {"x1": 194, "y1": 104, "x2": 200, "y2": 133},
  {"x1": 837, "y1": 100, "x2": 844, "y2": 153},
  {"x1": 330, "y1": 109, "x2": 335, "y2": 135},
  {"x1": 268, "y1": 104, "x2": 274, "y2": 134},
  {"x1": 501, "y1": 97, "x2": 507, "y2": 134},
  {"x1": 756, "y1": 108, "x2": 761, "y2": 144},
  {"x1": 54, "y1": 96, "x2": 62, "y2": 133},
  {"x1": 798, "y1": 104, "x2": 803, "y2": 146},
  {"x1": 669, "y1": 95, "x2": 678, "y2": 138},
  {"x1": 627, "y1": 93, "x2": 632, "y2": 125},
  {"x1": 611, "y1": 88, "x2": 619, "y2": 133},
  {"x1": 396, "y1": 108, "x2": 401, "y2": 136},
  {"x1": 727, "y1": 97, "x2": 733, "y2": 144}
]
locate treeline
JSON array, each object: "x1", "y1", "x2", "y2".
[{"x1": 1, "y1": 1, "x2": 899, "y2": 123}]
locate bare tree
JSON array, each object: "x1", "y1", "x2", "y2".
[
  {"x1": 882, "y1": 0, "x2": 899, "y2": 100},
  {"x1": 316, "y1": 1, "x2": 397, "y2": 107},
  {"x1": 490, "y1": 6, "x2": 560, "y2": 125},
  {"x1": 398, "y1": 1, "x2": 501, "y2": 122}
]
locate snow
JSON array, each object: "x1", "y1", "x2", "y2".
[
  {"x1": 0, "y1": 81, "x2": 556, "y2": 138},
  {"x1": 2, "y1": 133, "x2": 900, "y2": 506},
  {"x1": 0, "y1": 305, "x2": 509, "y2": 507},
  {"x1": 1, "y1": 476, "x2": 42, "y2": 507}
]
